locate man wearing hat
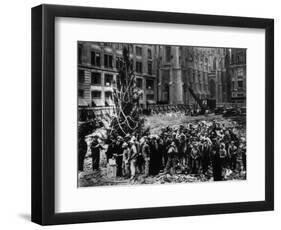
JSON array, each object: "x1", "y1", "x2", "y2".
[
  {"x1": 115, "y1": 136, "x2": 124, "y2": 177},
  {"x1": 228, "y1": 141, "x2": 238, "y2": 171},
  {"x1": 212, "y1": 138, "x2": 223, "y2": 181},
  {"x1": 201, "y1": 139, "x2": 211, "y2": 174},
  {"x1": 149, "y1": 135, "x2": 160, "y2": 175},
  {"x1": 128, "y1": 139, "x2": 138, "y2": 180},
  {"x1": 141, "y1": 136, "x2": 151, "y2": 177},
  {"x1": 105, "y1": 137, "x2": 117, "y2": 163},
  {"x1": 78, "y1": 135, "x2": 87, "y2": 172},
  {"x1": 178, "y1": 133, "x2": 187, "y2": 170},
  {"x1": 122, "y1": 142, "x2": 130, "y2": 177},
  {"x1": 219, "y1": 142, "x2": 227, "y2": 170},
  {"x1": 190, "y1": 142, "x2": 200, "y2": 174},
  {"x1": 239, "y1": 141, "x2": 246, "y2": 171},
  {"x1": 164, "y1": 141, "x2": 178, "y2": 175},
  {"x1": 90, "y1": 135, "x2": 104, "y2": 171}
]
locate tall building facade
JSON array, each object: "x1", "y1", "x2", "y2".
[
  {"x1": 78, "y1": 42, "x2": 245, "y2": 110},
  {"x1": 226, "y1": 48, "x2": 246, "y2": 104},
  {"x1": 78, "y1": 42, "x2": 157, "y2": 108},
  {"x1": 157, "y1": 46, "x2": 231, "y2": 106}
]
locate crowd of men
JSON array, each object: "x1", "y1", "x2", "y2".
[{"x1": 79, "y1": 120, "x2": 246, "y2": 181}]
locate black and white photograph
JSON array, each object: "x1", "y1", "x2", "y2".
[
  {"x1": 77, "y1": 42, "x2": 247, "y2": 187},
  {"x1": 0, "y1": 0, "x2": 277, "y2": 227}
]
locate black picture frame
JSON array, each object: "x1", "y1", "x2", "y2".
[{"x1": 31, "y1": 4, "x2": 274, "y2": 225}]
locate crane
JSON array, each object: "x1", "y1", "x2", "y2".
[{"x1": 188, "y1": 85, "x2": 206, "y2": 115}]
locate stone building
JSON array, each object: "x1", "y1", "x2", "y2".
[
  {"x1": 226, "y1": 48, "x2": 246, "y2": 104},
  {"x1": 78, "y1": 42, "x2": 157, "y2": 108},
  {"x1": 157, "y1": 46, "x2": 231, "y2": 107},
  {"x1": 78, "y1": 42, "x2": 244, "y2": 111}
]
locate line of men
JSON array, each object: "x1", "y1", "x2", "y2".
[{"x1": 79, "y1": 120, "x2": 246, "y2": 181}]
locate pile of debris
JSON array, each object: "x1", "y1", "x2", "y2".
[
  {"x1": 143, "y1": 173, "x2": 211, "y2": 184},
  {"x1": 224, "y1": 169, "x2": 246, "y2": 181}
]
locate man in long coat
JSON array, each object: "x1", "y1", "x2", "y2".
[
  {"x1": 78, "y1": 135, "x2": 87, "y2": 172},
  {"x1": 90, "y1": 135, "x2": 104, "y2": 171},
  {"x1": 212, "y1": 138, "x2": 223, "y2": 181}
]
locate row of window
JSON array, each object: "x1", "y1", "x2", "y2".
[
  {"x1": 100, "y1": 43, "x2": 150, "y2": 56},
  {"x1": 80, "y1": 49, "x2": 153, "y2": 73},
  {"x1": 136, "y1": 61, "x2": 152, "y2": 74},
  {"x1": 78, "y1": 71, "x2": 114, "y2": 86},
  {"x1": 232, "y1": 92, "x2": 245, "y2": 98},
  {"x1": 80, "y1": 43, "x2": 151, "y2": 56},
  {"x1": 90, "y1": 52, "x2": 115, "y2": 69},
  {"x1": 135, "y1": 78, "x2": 154, "y2": 90},
  {"x1": 90, "y1": 52, "x2": 152, "y2": 74},
  {"x1": 230, "y1": 52, "x2": 246, "y2": 65},
  {"x1": 232, "y1": 80, "x2": 244, "y2": 89},
  {"x1": 78, "y1": 90, "x2": 113, "y2": 99},
  {"x1": 131, "y1": 46, "x2": 152, "y2": 58},
  {"x1": 78, "y1": 89, "x2": 155, "y2": 100},
  {"x1": 79, "y1": 70, "x2": 155, "y2": 89}
]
